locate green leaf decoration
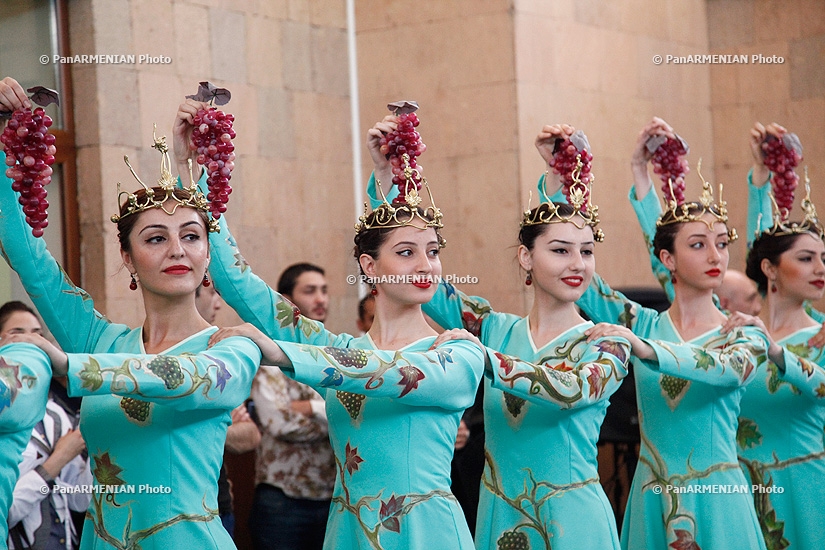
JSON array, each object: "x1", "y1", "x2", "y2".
[
  {"x1": 736, "y1": 418, "x2": 763, "y2": 449},
  {"x1": 785, "y1": 342, "x2": 810, "y2": 359},
  {"x1": 693, "y1": 348, "x2": 715, "y2": 371},
  {"x1": 275, "y1": 300, "x2": 298, "y2": 328},
  {"x1": 79, "y1": 357, "x2": 104, "y2": 392}
]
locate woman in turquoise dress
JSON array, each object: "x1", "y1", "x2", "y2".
[
  {"x1": 173, "y1": 102, "x2": 489, "y2": 549},
  {"x1": 0, "y1": 77, "x2": 261, "y2": 550},
  {"x1": 410, "y1": 124, "x2": 634, "y2": 550},
  {"x1": 0, "y1": 343, "x2": 52, "y2": 549},
  {"x1": 572, "y1": 119, "x2": 769, "y2": 549},
  {"x1": 735, "y1": 121, "x2": 825, "y2": 550}
]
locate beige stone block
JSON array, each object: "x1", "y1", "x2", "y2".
[
  {"x1": 753, "y1": 0, "x2": 801, "y2": 43},
  {"x1": 707, "y1": 0, "x2": 754, "y2": 50},
  {"x1": 665, "y1": 0, "x2": 708, "y2": 48},
  {"x1": 515, "y1": 0, "x2": 575, "y2": 20},
  {"x1": 677, "y1": 63, "x2": 711, "y2": 110},
  {"x1": 310, "y1": 0, "x2": 346, "y2": 28},
  {"x1": 255, "y1": 0, "x2": 290, "y2": 20},
  {"x1": 75, "y1": 146, "x2": 104, "y2": 222},
  {"x1": 619, "y1": 0, "x2": 668, "y2": 39},
  {"x1": 550, "y1": 23, "x2": 603, "y2": 93},
  {"x1": 238, "y1": 155, "x2": 278, "y2": 225},
  {"x1": 574, "y1": 0, "x2": 622, "y2": 31},
  {"x1": 173, "y1": 2, "x2": 211, "y2": 79},
  {"x1": 709, "y1": 63, "x2": 739, "y2": 106},
  {"x1": 137, "y1": 71, "x2": 187, "y2": 149},
  {"x1": 296, "y1": 160, "x2": 355, "y2": 232},
  {"x1": 287, "y1": 0, "x2": 311, "y2": 24},
  {"x1": 96, "y1": 68, "x2": 143, "y2": 148},
  {"x1": 132, "y1": 0, "x2": 175, "y2": 67},
  {"x1": 226, "y1": 82, "x2": 259, "y2": 159},
  {"x1": 798, "y1": 0, "x2": 825, "y2": 35},
  {"x1": 257, "y1": 87, "x2": 296, "y2": 159},
  {"x1": 635, "y1": 35, "x2": 674, "y2": 100},
  {"x1": 311, "y1": 26, "x2": 349, "y2": 96},
  {"x1": 247, "y1": 15, "x2": 283, "y2": 87},
  {"x1": 787, "y1": 97, "x2": 825, "y2": 158},
  {"x1": 598, "y1": 30, "x2": 640, "y2": 98},
  {"x1": 790, "y1": 34, "x2": 825, "y2": 100},
  {"x1": 734, "y1": 42, "x2": 790, "y2": 104},
  {"x1": 513, "y1": 14, "x2": 557, "y2": 87},
  {"x1": 282, "y1": 21, "x2": 313, "y2": 91},
  {"x1": 68, "y1": 0, "x2": 95, "y2": 55},
  {"x1": 747, "y1": 99, "x2": 791, "y2": 128},
  {"x1": 91, "y1": 0, "x2": 133, "y2": 52},
  {"x1": 72, "y1": 66, "x2": 101, "y2": 148},
  {"x1": 210, "y1": 8, "x2": 247, "y2": 83},
  {"x1": 292, "y1": 92, "x2": 351, "y2": 163},
  {"x1": 356, "y1": 0, "x2": 510, "y2": 31}
]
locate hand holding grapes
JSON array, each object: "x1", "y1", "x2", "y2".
[
  {"x1": 534, "y1": 124, "x2": 575, "y2": 196},
  {"x1": 367, "y1": 115, "x2": 399, "y2": 186},
  {"x1": 748, "y1": 122, "x2": 787, "y2": 188},
  {"x1": 0, "y1": 77, "x2": 32, "y2": 127},
  {"x1": 173, "y1": 98, "x2": 209, "y2": 179},
  {"x1": 631, "y1": 117, "x2": 676, "y2": 199}
]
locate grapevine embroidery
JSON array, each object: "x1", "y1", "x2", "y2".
[
  {"x1": 482, "y1": 450, "x2": 598, "y2": 550},
  {"x1": 331, "y1": 440, "x2": 455, "y2": 549}
]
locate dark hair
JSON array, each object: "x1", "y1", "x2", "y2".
[
  {"x1": 745, "y1": 230, "x2": 808, "y2": 295},
  {"x1": 0, "y1": 301, "x2": 38, "y2": 333},
  {"x1": 278, "y1": 263, "x2": 325, "y2": 296},
  {"x1": 116, "y1": 187, "x2": 210, "y2": 253},
  {"x1": 652, "y1": 202, "x2": 727, "y2": 259},
  {"x1": 353, "y1": 208, "x2": 445, "y2": 275},
  {"x1": 518, "y1": 202, "x2": 577, "y2": 250},
  {"x1": 358, "y1": 294, "x2": 375, "y2": 321}
]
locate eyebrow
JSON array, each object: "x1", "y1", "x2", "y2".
[
  {"x1": 138, "y1": 221, "x2": 202, "y2": 235},
  {"x1": 393, "y1": 241, "x2": 439, "y2": 247}
]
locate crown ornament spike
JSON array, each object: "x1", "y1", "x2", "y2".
[
  {"x1": 761, "y1": 166, "x2": 824, "y2": 241},
  {"x1": 111, "y1": 124, "x2": 218, "y2": 231},
  {"x1": 521, "y1": 154, "x2": 604, "y2": 241}
]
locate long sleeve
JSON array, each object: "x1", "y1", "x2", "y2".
[
  {"x1": 195, "y1": 173, "x2": 341, "y2": 348},
  {"x1": 65, "y1": 336, "x2": 261, "y2": 410},
  {"x1": 576, "y1": 272, "x2": 656, "y2": 334},
  {"x1": 629, "y1": 185, "x2": 674, "y2": 300},
  {"x1": 487, "y1": 335, "x2": 630, "y2": 409},
  {"x1": 250, "y1": 368, "x2": 329, "y2": 444},
  {"x1": 277, "y1": 340, "x2": 484, "y2": 411},
  {"x1": 423, "y1": 280, "x2": 497, "y2": 339},
  {"x1": 638, "y1": 328, "x2": 766, "y2": 387},
  {"x1": 777, "y1": 345, "x2": 825, "y2": 402},
  {"x1": 747, "y1": 168, "x2": 773, "y2": 247},
  {"x1": 0, "y1": 154, "x2": 127, "y2": 354}
]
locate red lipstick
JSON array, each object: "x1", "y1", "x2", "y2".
[
  {"x1": 562, "y1": 277, "x2": 583, "y2": 287},
  {"x1": 163, "y1": 265, "x2": 191, "y2": 275},
  {"x1": 705, "y1": 269, "x2": 721, "y2": 277}
]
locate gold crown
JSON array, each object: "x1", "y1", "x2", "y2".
[
  {"x1": 355, "y1": 153, "x2": 444, "y2": 245},
  {"x1": 521, "y1": 157, "x2": 604, "y2": 242},
  {"x1": 110, "y1": 126, "x2": 217, "y2": 232},
  {"x1": 656, "y1": 160, "x2": 738, "y2": 242},
  {"x1": 759, "y1": 167, "x2": 824, "y2": 241}
]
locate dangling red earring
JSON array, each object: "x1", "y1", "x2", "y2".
[
  {"x1": 202, "y1": 273, "x2": 211, "y2": 287},
  {"x1": 771, "y1": 282, "x2": 777, "y2": 293},
  {"x1": 525, "y1": 272, "x2": 532, "y2": 286},
  {"x1": 129, "y1": 273, "x2": 138, "y2": 291},
  {"x1": 671, "y1": 274, "x2": 677, "y2": 285},
  {"x1": 370, "y1": 284, "x2": 378, "y2": 296}
]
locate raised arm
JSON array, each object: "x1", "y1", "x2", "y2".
[
  {"x1": 576, "y1": 272, "x2": 656, "y2": 335},
  {"x1": 65, "y1": 335, "x2": 261, "y2": 410},
  {"x1": 0, "y1": 78, "x2": 123, "y2": 353},
  {"x1": 747, "y1": 122, "x2": 785, "y2": 245},
  {"x1": 172, "y1": 99, "x2": 338, "y2": 346},
  {"x1": 488, "y1": 334, "x2": 630, "y2": 409}
]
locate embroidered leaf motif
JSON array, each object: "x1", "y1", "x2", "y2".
[
  {"x1": 442, "y1": 280, "x2": 456, "y2": 298},
  {"x1": 799, "y1": 358, "x2": 816, "y2": 378},
  {"x1": 785, "y1": 342, "x2": 810, "y2": 359},
  {"x1": 587, "y1": 365, "x2": 604, "y2": 399},
  {"x1": 494, "y1": 352, "x2": 514, "y2": 375},
  {"x1": 300, "y1": 318, "x2": 322, "y2": 338},
  {"x1": 736, "y1": 418, "x2": 763, "y2": 449},
  {"x1": 669, "y1": 529, "x2": 701, "y2": 550},
  {"x1": 93, "y1": 452, "x2": 125, "y2": 486},
  {"x1": 430, "y1": 349, "x2": 454, "y2": 371},
  {"x1": 320, "y1": 367, "x2": 344, "y2": 387},
  {"x1": 618, "y1": 303, "x2": 635, "y2": 328},
  {"x1": 379, "y1": 494, "x2": 406, "y2": 534},
  {"x1": 759, "y1": 505, "x2": 790, "y2": 550},
  {"x1": 461, "y1": 312, "x2": 483, "y2": 337},
  {"x1": 0, "y1": 358, "x2": 22, "y2": 411},
  {"x1": 597, "y1": 339, "x2": 628, "y2": 364},
  {"x1": 205, "y1": 354, "x2": 231, "y2": 393},
  {"x1": 79, "y1": 357, "x2": 104, "y2": 392},
  {"x1": 504, "y1": 392, "x2": 526, "y2": 417},
  {"x1": 336, "y1": 391, "x2": 365, "y2": 419},
  {"x1": 398, "y1": 366, "x2": 425, "y2": 398},
  {"x1": 816, "y1": 383, "x2": 825, "y2": 398},
  {"x1": 496, "y1": 530, "x2": 529, "y2": 550},
  {"x1": 344, "y1": 442, "x2": 364, "y2": 476},
  {"x1": 554, "y1": 361, "x2": 573, "y2": 373},
  {"x1": 275, "y1": 300, "x2": 299, "y2": 329},
  {"x1": 693, "y1": 348, "x2": 714, "y2": 371}
]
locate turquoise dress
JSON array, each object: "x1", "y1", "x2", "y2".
[
  {"x1": 739, "y1": 173, "x2": 825, "y2": 549},
  {"x1": 577, "y1": 276, "x2": 768, "y2": 550},
  {"x1": 0, "y1": 343, "x2": 51, "y2": 550},
  {"x1": 205, "y1": 215, "x2": 484, "y2": 549},
  {"x1": 422, "y1": 283, "x2": 631, "y2": 550},
  {"x1": 0, "y1": 153, "x2": 261, "y2": 550}
]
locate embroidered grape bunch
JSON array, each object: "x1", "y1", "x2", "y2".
[
  {"x1": 504, "y1": 392, "x2": 526, "y2": 418},
  {"x1": 660, "y1": 374, "x2": 689, "y2": 400},
  {"x1": 324, "y1": 348, "x2": 369, "y2": 369},
  {"x1": 146, "y1": 356, "x2": 185, "y2": 390},
  {"x1": 337, "y1": 391, "x2": 365, "y2": 420},
  {"x1": 497, "y1": 530, "x2": 529, "y2": 550},
  {"x1": 120, "y1": 397, "x2": 150, "y2": 423}
]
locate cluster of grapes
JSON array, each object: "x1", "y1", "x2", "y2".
[
  {"x1": 1, "y1": 107, "x2": 56, "y2": 237},
  {"x1": 379, "y1": 112, "x2": 426, "y2": 203},
  {"x1": 762, "y1": 136, "x2": 802, "y2": 217},
  {"x1": 651, "y1": 138, "x2": 689, "y2": 204},
  {"x1": 549, "y1": 139, "x2": 592, "y2": 207},
  {"x1": 191, "y1": 107, "x2": 235, "y2": 220}
]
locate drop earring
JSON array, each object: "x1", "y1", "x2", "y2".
[
  {"x1": 370, "y1": 284, "x2": 378, "y2": 296},
  {"x1": 202, "y1": 273, "x2": 211, "y2": 287},
  {"x1": 771, "y1": 281, "x2": 777, "y2": 293},
  {"x1": 525, "y1": 272, "x2": 532, "y2": 286},
  {"x1": 129, "y1": 273, "x2": 138, "y2": 291}
]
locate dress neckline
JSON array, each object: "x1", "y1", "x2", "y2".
[
  {"x1": 138, "y1": 326, "x2": 216, "y2": 355},
  {"x1": 525, "y1": 318, "x2": 592, "y2": 354}
]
